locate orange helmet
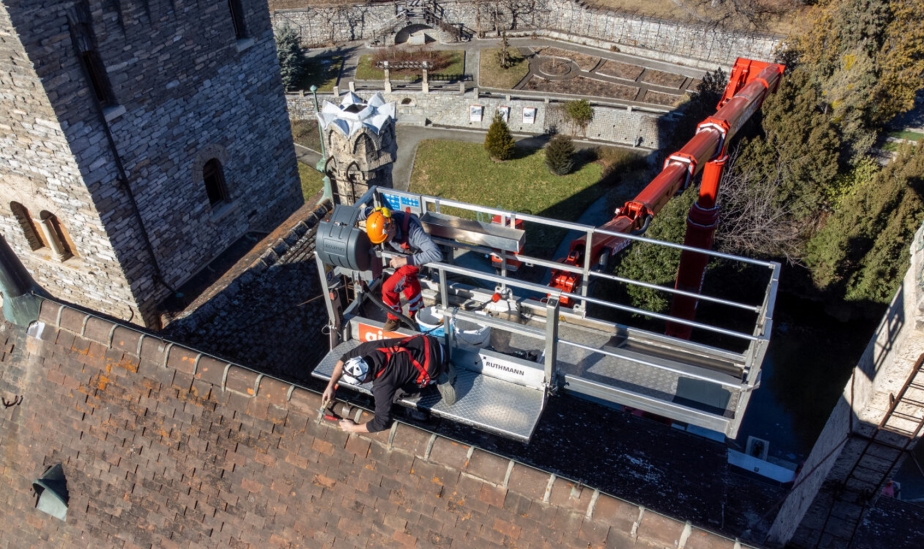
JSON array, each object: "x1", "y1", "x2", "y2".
[{"x1": 365, "y1": 207, "x2": 393, "y2": 244}]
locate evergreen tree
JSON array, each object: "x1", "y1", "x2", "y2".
[
  {"x1": 544, "y1": 134, "x2": 575, "y2": 175},
  {"x1": 484, "y1": 114, "x2": 515, "y2": 161},
  {"x1": 615, "y1": 187, "x2": 698, "y2": 313},
  {"x1": 563, "y1": 99, "x2": 593, "y2": 136},
  {"x1": 792, "y1": 0, "x2": 924, "y2": 163},
  {"x1": 275, "y1": 25, "x2": 307, "y2": 90},
  {"x1": 805, "y1": 142, "x2": 924, "y2": 306}
]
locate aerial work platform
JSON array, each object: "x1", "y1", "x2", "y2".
[{"x1": 312, "y1": 188, "x2": 778, "y2": 443}]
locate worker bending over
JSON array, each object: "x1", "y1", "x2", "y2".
[
  {"x1": 322, "y1": 335, "x2": 457, "y2": 433},
  {"x1": 364, "y1": 207, "x2": 442, "y2": 332}
]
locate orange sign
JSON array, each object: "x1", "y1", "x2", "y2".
[{"x1": 357, "y1": 323, "x2": 403, "y2": 342}]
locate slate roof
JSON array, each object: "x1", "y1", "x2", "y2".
[{"x1": 0, "y1": 298, "x2": 758, "y2": 549}]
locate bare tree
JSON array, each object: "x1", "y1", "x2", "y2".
[
  {"x1": 501, "y1": 0, "x2": 540, "y2": 30},
  {"x1": 715, "y1": 148, "x2": 806, "y2": 264},
  {"x1": 670, "y1": 0, "x2": 793, "y2": 33}
]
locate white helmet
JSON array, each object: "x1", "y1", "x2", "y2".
[{"x1": 341, "y1": 356, "x2": 370, "y2": 385}]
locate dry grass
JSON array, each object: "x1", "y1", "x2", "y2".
[
  {"x1": 479, "y1": 48, "x2": 530, "y2": 89},
  {"x1": 639, "y1": 69, "x2": 687, "y2": 89},
  {"x1": 523, "y1": 76, "x2": 641, "y2": 102},
  {"x1": 596, "y1": 60, "x2": 644, "y2": 81},
  {"x1": 533, "y1": 47, "x2": 601, "y2": 71}
]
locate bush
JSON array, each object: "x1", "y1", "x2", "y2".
[
  {"x1": 484, "y1": 114, "x2": 515, "y2": 161},
  {"x1": 275, "y1": 25, "x2": 307, "y2": 90},
  {"x1": 563, "y1": 99, "x2": 594, "y2": 135},
  {"x1": 545, "y1": 134, "x2": 575, "y2": 175}
]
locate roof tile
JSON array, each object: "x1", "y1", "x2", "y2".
[
  {"x1": 38, "y1": 299, "x2": 61, "y2": 324},
  {"x1": 507, "y1": 463, "x2": 550, "y2": 500},
  {"x1": 591, "y1": 493, "x2": 640, "y2": 531},
  {"x1": 112, "y1": 326, "x2": 143, "y2": 356},
  {"x1": 465, "y1": 448, "x2": 510, "y2": 485},
  {"x1": 686, "y1": 528, "x2": 738, "y2": 549},
  {"x1": 83, "y1": 316, "x2": 115, "y2": 345},
  {"x1": 548, "y1": 477, "x2": 593, "y2": 513},
  {"x1": 59, "y1": 306, "x2": 88, "y2": 334},
  {"x1": 139, "y1": 336, "x2": 169, "y2": 371},
  {"x1": 195, "y1": 355, "x2": 228, "y2": 387},
  {"x1": 391, "y1": 423, "x2": 432, "y2": 458},
  {"x1": 166, "y1": 345, "x2": 199, "y2": 374},
  {"x1": 637, "y1": 510, "x2": 685, "y2": 547},
  {"x1": 287, "y1": 387, "x2": 320, "y2": 416},
  {"x1": 256, "y1": 376, "x2": 290, "y2": 408},
  {"x1": 226, "y1": 365, "x2": 259, "y2": 396},
  {"x1": 429, "y1": 437, "x2": 470, "y2": 471}
]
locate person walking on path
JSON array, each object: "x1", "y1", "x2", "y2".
[
  {"x1": 322, "y1": 335, "x2": 457, "y2": 433},
  {"x1": 363, "y1": 206, "x2": 442, "y2": 332}
]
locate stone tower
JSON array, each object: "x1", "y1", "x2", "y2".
[
  {"x1": 0, "y1": 0, "x2": 302, "y2": 328},
  {"x1": 316, "y1": 92, "x2": 397, "y2": 205}
]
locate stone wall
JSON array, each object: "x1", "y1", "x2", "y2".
[
  {"x1": 272, "y1": 0, "x2": 781, "y2": 67},
  {"x1": 0, "y1": 2, "x2": 141, "y2": 323},
  {"x1": 0, "y1": 0, "x2": 302, "y2": 327},
  {"x1": 289, "y1": 90, "x2": 665, "y2": 149},
  {"x1": 766, "y1": 223, "x2": 924, "y2": 547}
]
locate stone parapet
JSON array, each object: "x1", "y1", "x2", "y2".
[{"x1": 289, "y1": 90, "x2": 666, "y2": 149}]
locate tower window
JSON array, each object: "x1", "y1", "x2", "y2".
[
  {"x1": 10, "y1": 202, "x2": 44, "y2": 251},
  {"x1": 39, "y1": 211, "x2": 75, "y2": 261},
  {"x1": 80, "y1": 50, "x2": 115, "y2": 107},
  {"x1": 203, "y1": 159, "x2": 229, "y2": 206},
  {"x1": 228, "y1": 0, "x2": 247, "y2": 39}
]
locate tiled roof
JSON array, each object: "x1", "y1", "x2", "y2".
[{"x1": 0, "y1": 298, "x2": 756, "y2": 548}]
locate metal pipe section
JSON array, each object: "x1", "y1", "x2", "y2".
[{"x1": 0, "y1": 235, "x2": 43, "y2": 326}]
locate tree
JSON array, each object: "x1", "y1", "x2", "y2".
[
  {"x1": 484, "y1": 113, "x2": 516, "y2": 161},
  {"x1": 804, "y1": 142, "x2": 924, "y2": 306},
  {"x1": 544, "y1": 134, "x2": 575, "y2": 175},
  {"x1": 791, "y1": 0, "x2": 924, "y2": 163},
  {"x1": 715, "y1": 147, "x2": 804, "y2": 263},
  {"x1": 563, "y1": 99, "x2": 593, "y2": 136},
  {"x1": 495, "y1": 31, "x2": 513, "y2": 69},
  {"x1": 275, "y1": 25, "x2": 307, "y2": 90},
  {"x1": 615, "y1": 187, "x2": 699, "y2": 313}
]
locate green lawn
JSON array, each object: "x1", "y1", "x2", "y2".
[
  {"x1": 355, "y1": 51, "x2": 465, "y2": 82},
  {"x1": 298, "y1": 162, "x2": 325, "y2": 201},
  {"x1": 888, "y1": 130, "x2": 924, "y2": 141},
  {"x1": 479, "y1": 48, "x2": 529, "y2": 89},
  {"x1": 409, "y1": 140, "x2": 606, "y2": 258},
  {"x1": 293, "y1": 56, "x2": 343, "y2": 92},
  {"x1": 292, "y1": 119, "x2": 322, "y2": 152}
]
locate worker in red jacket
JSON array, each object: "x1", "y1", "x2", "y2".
[
  {"x1": 363, "y1": 207, "x2": 442, "y2": 332},
  {"x1": 322, "y1": 335, "x2": 457, "y2": 433}
]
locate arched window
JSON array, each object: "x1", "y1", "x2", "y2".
[
  {"x1": 203, "y1": 159, "x2": 229, "y2": 206},
  {"x1": 10, "y1": 202, "x2": 43, "y2": 251},
  {"x1": 228, "y1": 0, "x2": 247, "y2": 39},
  {"x1": 72, "y1": 22, "x2": 116, "y2": 108},
  {"x1": 38, "y1": 211, "x2": 74, "y2": 261}
]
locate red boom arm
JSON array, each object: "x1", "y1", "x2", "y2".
[{"x1": 549, "y1": 58, "x2": 784, "y2": 306}]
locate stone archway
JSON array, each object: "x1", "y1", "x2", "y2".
[{"x1": 394, "y1": 23, "x2": 436, "y2": 45}]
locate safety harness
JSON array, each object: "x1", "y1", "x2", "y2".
[
  {"x1": 397, "y1": 209, "x2": 412, "y2": 251},
  {"x1": 374, "y1": 335, "x2": 435, "y2": 387}
]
